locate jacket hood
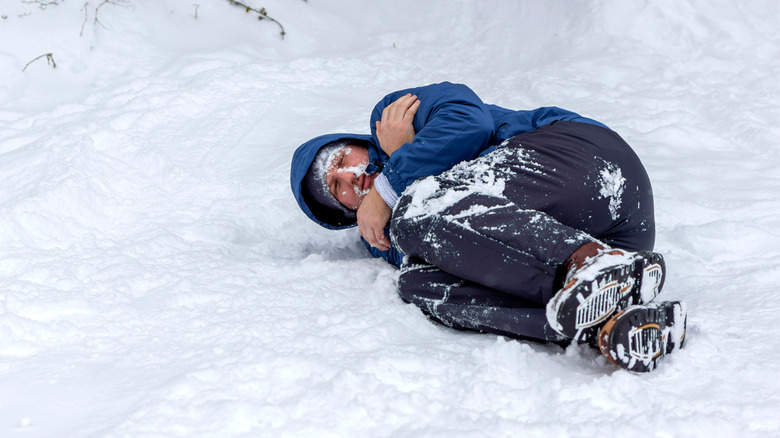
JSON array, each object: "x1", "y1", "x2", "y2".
[{"x1": 290, "y1": 133, "x2": 374, "y2": 230}]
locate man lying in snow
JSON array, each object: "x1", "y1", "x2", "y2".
[{"x1": 290, "y1": 82, "x2": 687, "y2": 373}]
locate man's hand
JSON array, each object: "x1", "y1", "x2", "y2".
[
  {"x1": 375, "y1": 93, "x2": 420, "y2": 157},
  {"x1": 357, "y1": 187, "x2": 392, "y2": 251}
]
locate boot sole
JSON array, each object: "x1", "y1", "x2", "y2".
[
  {"x1": 598, "y1": 301, "x2": 687, "y2": 372},
  {"x1": 546, "y1": 251, "x2": 665, "y2": 341}
]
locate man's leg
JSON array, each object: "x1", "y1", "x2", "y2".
[
  {"x1": 389, "y1": 121, "x2": 662, "y2": 346},
  {"x1": 496, "y1": 121, "x2": 657, "y2": 252},
  {"x1": 392, "y1": 190, "x2": 594, "y2": 306},
  {"x1": 398, "y1": 257, "x2": 566, "y2": 342}
]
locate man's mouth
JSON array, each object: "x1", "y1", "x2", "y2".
[{"x1": 354, "y1": 174, "x2": 371, "y2": 198}]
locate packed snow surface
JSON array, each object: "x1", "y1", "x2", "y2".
[{"x1": 1, "y1": 0, "x2": 779, "y2": 436}]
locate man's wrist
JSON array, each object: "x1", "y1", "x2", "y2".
[{"x1": 373, "y1": 173, "x2": 398, "y2": 209}]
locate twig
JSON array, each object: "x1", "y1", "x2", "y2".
[
  {"x1": 94, "y1": 0, "x2": 110, "y2": 29},
  {"x1": 193, "y1": 4, "x2": 199, "y2": 19},
  {"x1": 22, "y1": 53, "x2": 56, "y2": 72},
  {"x1": 225, "y1": 0, "x2": 285, "y2": 39},
  {"x1": 80, "y1": 2, "x2": 89, "y2": 36},
  {"x1": 94, "y1": 0, "x2": 124, "y2": 30},
  {"x1": 22, "y1": 0, "x2": 59, "y2": 10}
]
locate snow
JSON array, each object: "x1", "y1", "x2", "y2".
[
  {"x1": 1, "y1": 0, "x2": 779, "y2": 436},
  {"x1": 402, "y1": 149, "x2": 518, "y2": 220},
  {"x1": 597, "y1": 161, "x2": 625, "y2": 220}
]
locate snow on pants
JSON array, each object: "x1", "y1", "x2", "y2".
[{"x1": 389, "y1": 121, "x2": 655, "y2": 342}]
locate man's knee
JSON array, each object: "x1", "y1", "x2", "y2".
[
  {"x1": 397, "y1": 258, "x2": 439, "y2": 304},
  {"x1": 389, "y1": 184, "x2": 441, "y2": 256}
]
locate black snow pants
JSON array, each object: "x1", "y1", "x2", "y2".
[{"x1": 389, "y1": 121, "x2": 655, "y2": 342}]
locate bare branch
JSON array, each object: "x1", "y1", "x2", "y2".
[
  {"x1": 225, "y1": 0, "x2": 286, "y2": 39},
  {"x1": 94, "y1": 0, "x2": 127, "y2": 30},
  {"x1": 22, "y1": 0, "x2": 59, "y2": 10},
  {"x1": 80, "y1": 2, "x2": 89, "y2": 36},
  {"x1": 23, "y1": 53, "x2": 56, "y2": 72}
]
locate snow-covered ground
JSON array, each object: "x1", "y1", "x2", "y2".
[{"x1": 1, "y1": 0, "x2": 779, "y2": 436}]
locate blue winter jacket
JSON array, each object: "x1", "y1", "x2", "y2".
[{"x1": 290, "y1": 82, "x2": 607, "y2": 268}]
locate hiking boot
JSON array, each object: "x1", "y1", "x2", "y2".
[
  {"x1": 545, "y1": 248, "x2": 665, "y2": 341},
  {"x1": 598, "y1": 301, "x2": 687, "y2": 372}
]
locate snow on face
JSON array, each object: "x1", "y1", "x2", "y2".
[
  {"x1": 311, "y1": 143, "x2": 348, "y2": 198},
  {"x1": 325, "y1": 145, "x2": 374, "y2": 210},
  {"x1": 334, "y1": 158, "x2": 369, "y2": 198}
]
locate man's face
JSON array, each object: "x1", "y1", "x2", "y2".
[{"x1": 325, "y1": 145, "x2": 376, "y2": 211}]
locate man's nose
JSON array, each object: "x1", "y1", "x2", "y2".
[{"x1": 339, "y1": 170, "x2": 358, "y2": 184}]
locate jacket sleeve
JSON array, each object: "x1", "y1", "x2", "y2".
[
  {"x1": 362, "y1": 236, "x2": 404, "y2": 268},
  {"x1": 490, "y1": 105, "x2": 609, "y2": 143},
  {"x1": 370, "y1": 82, "x2": 495, "y2": 197}
]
